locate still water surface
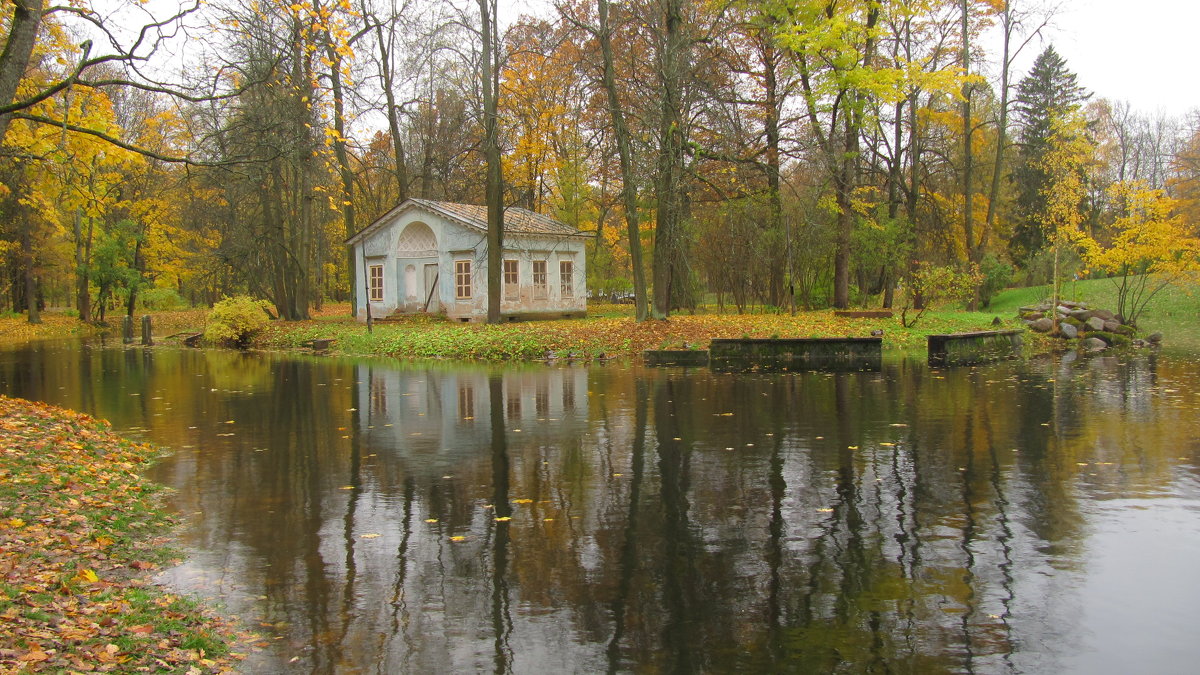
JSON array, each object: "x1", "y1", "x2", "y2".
[{"x1": 3, "y1": 341, "x2": 1200, "y2": 674}]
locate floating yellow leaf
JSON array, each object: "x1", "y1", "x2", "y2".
[
  {"x1": 494, "y1": 516, "x2": 511, "y2": 522},
  {"x1": 512, "y1": 498, "x2": 533, "y2": 504},
  {"x1": 817, "y1": 508, "x2": 834, "y2": 513},
  {"x1": 360, "y1": 533, "x2": 380, "y2": 539},
  {"x1": 880, "y1": 442, "x2": 896, "y2": 447},
  {"x1": 450, "y1": 536, "x2": 467, "y2": 542},
  {"x1": 339, "y1": 485, "x2": 355, "y2": 490},
  {"x1": 424, "y1": 518, "x2": 438, "y2": 524}
]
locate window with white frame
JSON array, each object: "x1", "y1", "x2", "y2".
[
  {"x1": 369, "y1": 264, "x2": 384, "y2": 302},
  {"x1": 532, "y1": 260, "x2": 548, "y2": 299},
  {"x1": 455, "y1": 260, "x2": 472, "y2": 299},
  {"x1": 559, "y1": 260, "x2": 574, "y2": 298},
  {"x1": 503, "y1": 259, "x2": 519, "y2": 300}
]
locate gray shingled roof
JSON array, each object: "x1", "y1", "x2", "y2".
[
  {"x1": 413, "y1": 199, "x2": 585, "y2": 237},
  {"x1": 346, "y1": 198, "x2": 588, "y2": 245}
]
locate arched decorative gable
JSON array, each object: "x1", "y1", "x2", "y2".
[{"x1": 397, "y1": 221, "x2": 437, "y2": 258}]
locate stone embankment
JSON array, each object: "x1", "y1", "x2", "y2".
[{"x1": 1019, "y1": 300, "x2": 1162, "y2": 351}]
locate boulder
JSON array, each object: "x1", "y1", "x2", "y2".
[
  {"x1": 1083, "y1": 337, "x2": 1108, "y2": 352},
  {"x1": 1070, "y1": 309, "x2": 1093, "y2": 321},
  {"x1": 1146, "y1": 332, "x2": 1163, "y2": 344},
  {"x1": 1092, "y1": 308, "x2": 1116, "y2": 321},
  {"x1": 1103, "y1": 320, "x2": 1122, "y2": 333},
  {"x1": 1059, "y1": 323, "x2": 1078, "y2": 339},
  {"x1": 1031, "y1": 317, "x2": 1054, "y2": 333},
  {"x1": 1021, "y1": 311, "x2": 1045, "y2": 321},
  {"x1": 1085, "y1": 316, "x2": 1106, "y2": 332}
]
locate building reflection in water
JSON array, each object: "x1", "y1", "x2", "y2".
[{"x1": 1, "y1": 343, "x2": 1198, "y2": 674}]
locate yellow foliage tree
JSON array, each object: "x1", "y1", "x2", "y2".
[
  {"x1": 1037, "y1": 112, "x2": 1097, "y2": 329},
  {"x1": 1086, "y1": 181, "x2": 1200, "y2": 326}
]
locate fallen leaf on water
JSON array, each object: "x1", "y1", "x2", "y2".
[
  {"x1": 339, "y1": 485, "x2": 355, "y2": 490},
  {"x1": 450, "y1": 536, "x2": 467, "y2": 542},
  {"x1": 494, "y1": 516, "x2": 511, "y2": 522},
  {"x1": 880, "y1": 442, "x2": 896, "y2": 447},
  {"x1": 360, "y1": 533, "x2": 380, "y2": 539},
  {"x1": 817, "y1": 508, "x2": 834, "y2": 513},
  {"x1": 512, "y1": 498, "x2": 533, "y2": 504},
  {"x1": 424, "y1": 518, "x2": 438, "y2": 523}
]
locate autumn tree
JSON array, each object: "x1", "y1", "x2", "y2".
[
  {"x1": 1086, "y1": 181, "x2": 1200, "y2": 326},
  {"x1": 1008, "y1": 44, "x2": 1089, "y2": 268},
  {"x1": 1037, "y1": 112, "x2": 1096, "y2": 327}
]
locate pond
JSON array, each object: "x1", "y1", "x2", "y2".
[{"x1": 2, "y1": 340, "x2": 1200, "y2": 673}]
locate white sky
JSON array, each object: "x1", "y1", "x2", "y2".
[{"x1": 993, "y1": 0, "x2": 1199, "y2": 118}]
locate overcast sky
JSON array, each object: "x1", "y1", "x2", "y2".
[{"x1": 1030, "y1": 0, "x2": 1198, "y2": 117}]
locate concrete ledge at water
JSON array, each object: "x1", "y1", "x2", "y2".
[
  {"x1": 708, "y1": 337, "x2": 882, "y2": 372},
  {"x1": 927, "y1": 329, "x2": 1023, "y2": 366},
  {"x1": 833, "y1": 310, "x2": 894, "y2": 319},
  {"x1": 644, "y1": 350, "x2": 711, "y2": 367}
]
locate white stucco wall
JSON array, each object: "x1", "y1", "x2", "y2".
[{"x1": 352, "y1": 205, "x2": 588, "y2": 322}]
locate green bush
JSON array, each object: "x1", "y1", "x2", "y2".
[
  {"x1": 203, "y1": 296, "x2": 272, "y2": 348},
  {"x1": 977, "y1": 254, "x2": 1013, "y2": 308},
  {"x1": 139, "y1": 288, "x2": 189, "y2": 311}
]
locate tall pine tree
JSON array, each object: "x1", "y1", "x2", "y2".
[{"x1": 1009, "y1": 45, "x2": 1090, "y2": 267}]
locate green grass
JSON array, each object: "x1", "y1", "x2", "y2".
[{"x1": 986, "y1": 275, "x2": 1200, "y2": 350}]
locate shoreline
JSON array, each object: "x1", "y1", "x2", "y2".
[{"x1": 0, "y1": 396, "x2": 248, "y2": 673}]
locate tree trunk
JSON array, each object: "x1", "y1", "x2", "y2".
[
  {"x1": 597, "y1": 0, "x2": 649, "y2": 321},
  {"x1": 0, "y1": 0, "x2": 46, "y2": 144},
  {"x1": 73, "y1": 210, "x2": 91, "y2": 322},
  {"x1": 651, "y1": 0, "x2": 688, "y2": 318},
  {"x1": 480, "y1": 0, "x2": 503, "y2": 324},
  {"x1": 22, "y1": 222, "x2": 39, "y2": 324},
  {"x1": 326, "y1": 20, "x2": 356, "y2": 319},
  {"x1": 984, "y1": 1, "x2": 1013, "y2": 257},
  {"x1": 761, "y1": 36, "x2": 784, "y2": 308}
]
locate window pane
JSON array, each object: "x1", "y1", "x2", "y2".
[
  {"x1": 455, "y1": 260, "x2": 471, "y2": 299},
  {"x1": 369, "y1": 265, "x2": 384, "y2": 301},
  {"x1": 533, "y1": 261, "x2": 547, "y2": 299},
  {"x1": 560, "y1": 260, "x2": 573, "y2": 298},
  {"x1": 503, "y1": 259, "x2": 519, "y2": 300}
]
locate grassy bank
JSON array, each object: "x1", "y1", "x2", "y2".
[
  {"x1": 256, "y1": 305, "x2": 1017, "y2": 359},
  {"x1": 0, "y1": 396, "x2": 244, "y2": 673},
  {"x1": 5, "y1": 273, "x2": 1193, "y2": 360}
]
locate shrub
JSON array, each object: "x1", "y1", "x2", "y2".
[
  {"x1": 139, "y1": 287, "x2": 189, "y2": 311},
  {"x1": 977, "y1": 254, "x2": 1013, "y2": 308},
  {"x1": 900, "y1": 263, "x2": 981, "y2": 327},
  {"x1": 203, "y1": 296, "x2": 272, "y2": 348}
]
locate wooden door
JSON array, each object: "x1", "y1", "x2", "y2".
[{"x1": 423, "y1": 263, "x2": 440, "y2": 312}]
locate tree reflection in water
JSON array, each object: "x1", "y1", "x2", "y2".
[{"x1": 1, "y1": 343, "x2": 1199, "y2": 673}]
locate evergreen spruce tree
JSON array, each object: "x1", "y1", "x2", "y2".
[{"x1": 1009, "y1": 46, "x2": 1090, "y2": 267}]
